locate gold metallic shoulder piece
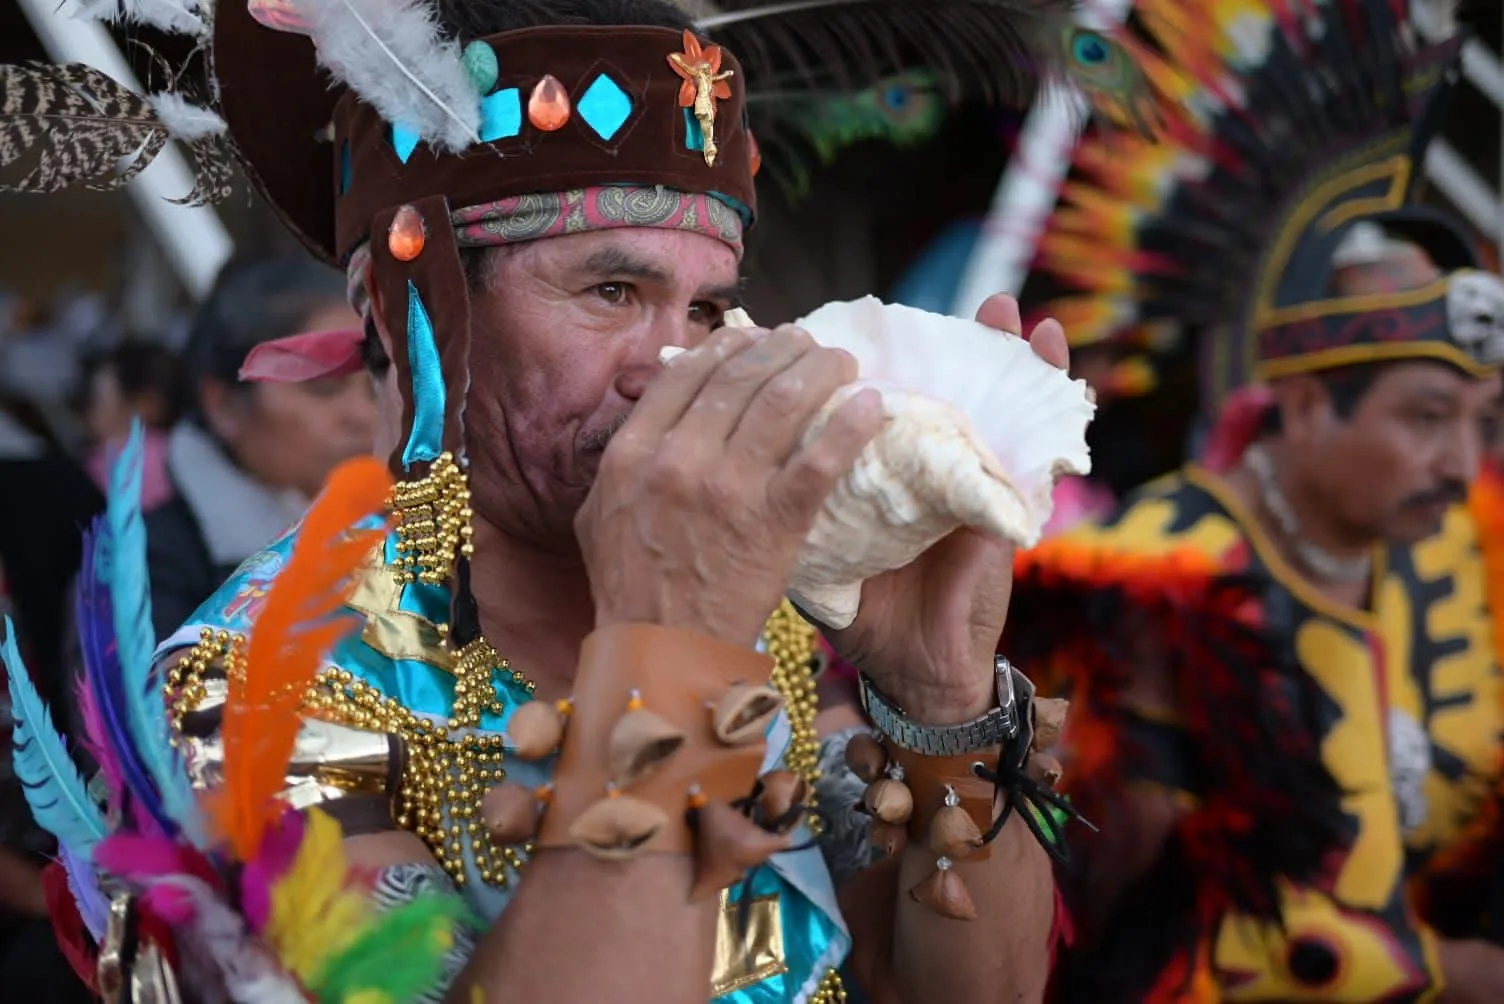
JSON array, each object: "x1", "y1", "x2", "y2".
[{"x1": 165, "y1": 628, "x2": 398, "y2": 824}]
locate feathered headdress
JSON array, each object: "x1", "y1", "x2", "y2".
[
  {"x1": 2, "y1": 0, "x2": 1079, "y2": 218},
  {"x1": 1, "y1": 0, "x2": 1085, "y2": 609},
  {"x1": 1, "y1": 428, "x2": 466, "y2": 1001},
  {"x1": 1024, "y1": 0, "x2": 1487, "y2": 413}
]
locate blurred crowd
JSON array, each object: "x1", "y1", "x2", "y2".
[{"x1": 0, "y1": 254, "x2": 381, "y2": 1000}]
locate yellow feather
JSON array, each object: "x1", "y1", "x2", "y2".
[{"x1": 266, "y1": 808, "x2": 374, "y2": 980}]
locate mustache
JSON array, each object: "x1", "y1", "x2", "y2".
[
  {"x1": 1400, "y1": 481, "x2": 1468, "y2": 510},
  {"x1": 579, "y1": 413, "x2": 631, "y2": 452}
]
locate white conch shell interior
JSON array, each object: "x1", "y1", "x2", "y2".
[{"x1": 660, "y1": 297, "x2": 1094, "y2": 629}]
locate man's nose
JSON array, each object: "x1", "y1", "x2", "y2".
[
  {"x1": 1442, "y1": 418, "x2": 1484, "y2": 486},
  {"x1": 614, "y1": 318, "x2": 698, "y2": 401}
]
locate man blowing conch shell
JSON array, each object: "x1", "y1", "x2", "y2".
[{"x1": 0, "y1": 0, "x2": 1100, "y2": 999}]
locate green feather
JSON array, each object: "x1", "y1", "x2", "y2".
[
  {"x1": 1024, "y1": 797, "x2": 1074, "y2": 852},
  {"x1": 801, "y1": 70, "x2": 946, "y2": 163},
  {"x1": 312, "y1": 895, "x2": 470, "y2": 1002}
]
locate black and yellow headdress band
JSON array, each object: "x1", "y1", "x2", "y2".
[{"x1": 1254, "y1": 268, "x2": 1504, "y2": 381}]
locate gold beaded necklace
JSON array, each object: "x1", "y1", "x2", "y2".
[
  {"x1": 167, "y1": 593, "x2": 840, "y2": 1000},
  {"x1": 169, "y1": 595, "x2": 825, "y2": 883}
]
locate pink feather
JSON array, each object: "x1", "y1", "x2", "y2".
[
  {"x1": 73, "y1": 676, "x2": 126, "y2": 813},
  {"x1": 145, "y1": 883, "x2": 198, "y2": 925},
  {"x1": 95, "y1": 833, "x2": 223, "y2": 892},
  {"x1": 240, "y1": 809, "x2": 306, "y2": 933}
]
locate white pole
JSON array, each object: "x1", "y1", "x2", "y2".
[
  {"x1": 1497, "y1": 21, "x2": 1504, "y2": 268},
  {"x1": 949, "y1": 0, "x2": 1134, "y2": 319},
  {"x1": 1423, "y1": 139, "x2": 1503, "y2": 244},
  {"x1": 14, "y1": 0, "x2": 233, "y2": 301}
]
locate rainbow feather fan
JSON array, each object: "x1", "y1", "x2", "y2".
[{"x1": 18, "y1": 448, "x2": 470, "y2": 1002}]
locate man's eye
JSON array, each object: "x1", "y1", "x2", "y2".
[
  {"x1": 688, "y1": 301, "x2": 724, "y2": 326},
  {"x1": 1410, "y1": 410, "x2": 1445, "y2": 429},
  {"x1": 596, "y1": 283, "x2": 628, "y2": 304}
]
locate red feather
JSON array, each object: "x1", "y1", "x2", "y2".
[{"x1": 208, "y1": 457, "x2": 391, "y2": 861}]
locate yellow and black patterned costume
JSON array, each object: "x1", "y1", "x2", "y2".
[
  {"x1": 1010, "y1": 468, "x2": 1501, "y2": 1001},
  {"x1": 1012, "y1": 0, "x2": 1504, "y2": 996}
]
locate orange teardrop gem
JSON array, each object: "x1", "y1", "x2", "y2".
[
  {"x1": 387, "y1": 205, "x2": 426, "y2": 262},
  {"x1": 528, "y1": 75, "x2": 571, "y2": 132},
  {"x1": 748, "y1": 130, "x2": 762, "y2": 177}
]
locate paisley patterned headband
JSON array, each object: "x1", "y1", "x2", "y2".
[
  {"x1": 242, "y1": 185, "x2": 745, "y2": 384},
  {"x1": 345, "y1": 185, "x2": 743, "y2": 315}
]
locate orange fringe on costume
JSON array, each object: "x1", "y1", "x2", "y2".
[
  {"x1": 1012, "y1": 539, "x2": 1231, "y2": 787},
  {"x1": 1016, "y1": 533, "x2": 1341, "y2": 1002}
]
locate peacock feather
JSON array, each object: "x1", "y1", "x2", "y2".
[{"x1": 1025, "y1": 0, "x2": 1462, "y2": 378}]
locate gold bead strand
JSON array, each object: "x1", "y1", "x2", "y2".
[{"x1": 764, "y1": 601, "x2": 824, "y2": 833}]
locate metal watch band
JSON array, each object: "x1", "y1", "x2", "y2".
[{"x1": 858, "y1": 656, "x2": 1026, "y2": 757}]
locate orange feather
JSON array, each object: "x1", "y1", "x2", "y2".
[{"x1": 209, "y1": 456, "x2": 392, "y2": 860}]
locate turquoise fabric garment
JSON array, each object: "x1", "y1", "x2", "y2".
[
  {"x1": 156, "y1": 525, "x2": 851, "y2": 1002},
  {"x1": 402, "y1": 281, "x2": 446, "y2": 470}
]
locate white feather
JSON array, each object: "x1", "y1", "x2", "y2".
[
  {"x1": 157, "y1": 877, "x2": 307, "y2": 1004},
  {"x1": 292, "y1": 0, "x2": 480, "y2": 153},
  {"x1": 147, "y1": 92, "x2": 227, "y2": 142},
  {"x1": 69, "y1": 0, "x2": 208, "y2": 37}
]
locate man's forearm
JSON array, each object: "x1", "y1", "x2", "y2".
[
  {"x1": 448, "y1": 849, "x2": 717, "y2": 1004},
  {"x1": 891, "y1": 810, "x2": 1054, "y2": 1004}
]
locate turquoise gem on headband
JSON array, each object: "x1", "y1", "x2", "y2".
[
  {"x1": 463, "y1": 40, "x2": 500, "y2": 94},
  {"x1": 391, "y1": 123, "x2": 421, "y2": 164},
  {"x1": 479, "y1": 89, "x2": 523, "y2": 142},
  {"x1": 577, "y1": 74, "x2": 633, "y2": 141}
]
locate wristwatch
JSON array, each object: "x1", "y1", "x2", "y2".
[{"x1": 858, "y1": 656, "x2": 1034, "y2": 758}]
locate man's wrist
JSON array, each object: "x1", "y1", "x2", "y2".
[
  {"x1": 860, "y1": 657, "x2": 1027, "y2": 758},
  {"x1": 884, "y1": 683, "x2": 996, "y2": 726}
]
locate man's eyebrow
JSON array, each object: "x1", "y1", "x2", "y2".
[
  {"x1": 579, "y1": 246, "x2": 673, "y2": 284},
  {"x1": 698, "y1": 279, "x2": 745, "y2": 304},
  {"x1": 1409, "y1": 388, "x2": 1461, "y2": 408},
  {"x1": 580, "y1": 246, "x2": 743, "y2": 303}
]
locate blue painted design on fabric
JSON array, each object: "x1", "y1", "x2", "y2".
[
  {"x1": 392, "y1": 123, "x2": 421, "y2": 163},
  {"x1": 340, "y1": 141, "x2": 352, "y2": 194},
  {"x1": 684, "y1": 108, "x2": 704, "y2": 152},
  {"x1": 479, "y1": 88, "x2": 523, "y2": 141},
  {"x1": 578, "y1": 75, "x2": 633, "y2": 140},
  {"x1": 401, "y1": 280, "x2": 446, "y2": 469}
]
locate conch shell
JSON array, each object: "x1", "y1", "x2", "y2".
[{"x1": 662, "y1": 298, "x2": 1093, "y2": 628}]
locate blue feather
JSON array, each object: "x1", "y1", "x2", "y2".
[
  {"x1": 58, "y1": 844, "x2": 109, "y2": 939},
  {"x1": 76, "y1": 520, "x2": 174, "y2": 836},
  {"x1": 103, "y1": 422, "x2": 205, "y2": 846},
  {"x1": 1, "y1": 619, "x2": 108, "y2": 862}
]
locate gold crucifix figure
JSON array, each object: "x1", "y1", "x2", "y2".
[{"x1": 668, "y1": 30, "x2": 735, "y2": 167}]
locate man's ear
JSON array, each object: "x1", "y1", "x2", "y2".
[
  {"x1": 1270, "y1": 375, "x2": 1332, "y2": 447},
  {"x1": 198, "y1": 378, "x2": 245, "y2": 445}
]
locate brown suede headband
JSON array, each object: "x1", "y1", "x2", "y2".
[{"x1": 333, "y1": 24, "x2": 758, "y2": 264}]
